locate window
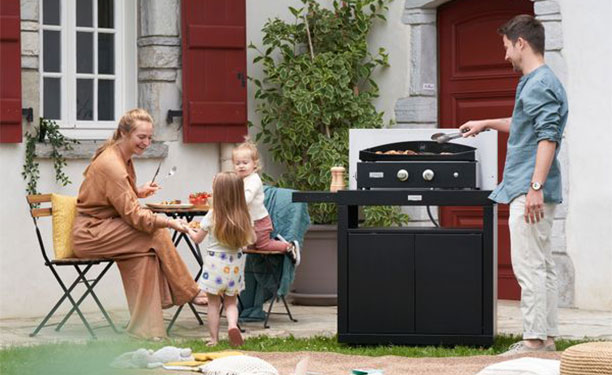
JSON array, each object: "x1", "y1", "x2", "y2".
[{"x1": 40, "y1": 0, "x2": 136, "y2": 139}]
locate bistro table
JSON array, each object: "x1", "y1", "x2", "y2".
[{"x1": 147, "y1": 205, "x2": 209, "y2": 334}]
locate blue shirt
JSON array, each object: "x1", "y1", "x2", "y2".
[{"x1": 489, "y1": 65, "x2": 568, "y2": 204}]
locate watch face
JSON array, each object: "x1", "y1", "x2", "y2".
[{"x1": 531, "y1": 182, "x2": 542, "y2": 191}]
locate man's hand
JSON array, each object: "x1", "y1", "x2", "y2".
[
  {"x1": 137, "y1": 181, "x2": 161, "y2": 198},
  {"x1": 525, "y1": 189, "x2": 545, "y2": 224},
  {"x1": 459, "y1": 120, "x2": 488, "y2": 137}
]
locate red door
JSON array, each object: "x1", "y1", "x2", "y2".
[
  {"x1": 181, "y1": 0, "x2": 247, "y2": 143},
  {"x1": 438, "y1": 0, "x2": 533, "y2": 300},
  {"x1": 0, "y1": 0, "x2": 22, "y2": 143}
]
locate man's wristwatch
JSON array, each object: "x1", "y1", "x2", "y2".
[{"x1": 530, "y1": 181, "x2": 543, "y2": 191}]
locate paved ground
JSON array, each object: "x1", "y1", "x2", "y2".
[{"x1": 1, "y1": 300, "x2": 611, "y2": 347}]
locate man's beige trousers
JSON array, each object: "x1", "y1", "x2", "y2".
[{"x1": 509, "y1": 194, "x2": 559, "y2": 340}]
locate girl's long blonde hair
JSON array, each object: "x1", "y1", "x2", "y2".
[
  {"x1": 211, "y1": 171, "x2": 254, "y2": 249},
  {"x1": 83, "y1": 108, "x2": 154, "y2": 175}
]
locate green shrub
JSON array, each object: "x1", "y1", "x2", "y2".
[{"x1": 250, "y1": 0, "x2": 409, "y2": 226}]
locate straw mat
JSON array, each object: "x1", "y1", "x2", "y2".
[{"x1": 560, "y1": 341, "x2": 612, "y2": 375}]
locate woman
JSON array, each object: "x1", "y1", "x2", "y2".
[{"x1": 72, "y1": 108, "x2": 207, "y2": 339}]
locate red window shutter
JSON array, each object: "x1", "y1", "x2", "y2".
[
  {"x1": 181, "y1": 0, "x2": 247, "y2": 143},
  {"x1": 0, "y1": 0, "x2": 22, "y2": 143}
]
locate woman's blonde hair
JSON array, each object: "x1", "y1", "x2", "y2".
[
  {"x1": 232, "y1": 137, "x2": 262, "y2": 172},
  {"x1": 211, "y1": 171, "x2": 254, "y2": 249},
  {"x1": 84, "y1": 108, "x2": 153, "y2": 174}
]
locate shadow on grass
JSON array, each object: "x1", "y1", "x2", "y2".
[{"x1": 0, "y1": 334, "x2": 590, "y2": 375}]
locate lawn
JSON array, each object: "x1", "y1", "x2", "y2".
[{"x1": 0, "y1": 334, "x2": 588, "y2": 375}]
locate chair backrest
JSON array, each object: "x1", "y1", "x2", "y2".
[
  {"x1": 27, "y1": 193, "x2": 53, "y2": 217},
  {"x1": 27, "y1": 193, "x2": 79, "y2": 261},
  {"x1": 26, "y1": 194, "x2": 54, "y2": 264},
  {"x1": 263, "y1": 186, "x2": 310, "y2": 245}
]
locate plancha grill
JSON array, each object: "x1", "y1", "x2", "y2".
[
  {"x1": 292, "y1": 129, "x2": 499, "y2": 347},
  {"x1": 357, "y1": 141, "x2": 478, "y2": 189}
]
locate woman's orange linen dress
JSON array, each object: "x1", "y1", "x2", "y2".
[{"x1": 72, "y1": 145, "x2": 199, "y2": 338}]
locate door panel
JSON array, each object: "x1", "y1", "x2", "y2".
[
  {"x1": 438, "y1": 0, "x2": 533, "y2": 300},
  {"x1": 347, "y1": 233, "x2": 415, "y2": 334},
  {"x1": 415, "y1": 234, "x2": 483, "y2": 334}
]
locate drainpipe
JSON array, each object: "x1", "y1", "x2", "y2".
[{"x1": 220, "y1": 143, "x2": 234, "y2": 172}]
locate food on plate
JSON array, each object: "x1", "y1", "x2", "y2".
[
  {"x1": 189, "y1": 192, "x2": 210, "y2": 206},
  {"x1": 160, "y1": 199, "x2": 182, "y2": 205}
]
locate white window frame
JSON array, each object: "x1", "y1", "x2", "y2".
[{"x1": 39, "y1": 0, "x2": 137, "y2": 140}]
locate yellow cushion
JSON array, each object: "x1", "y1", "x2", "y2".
[{"x1": 51, "y1": 194, "x2": 77, "y2": 259}]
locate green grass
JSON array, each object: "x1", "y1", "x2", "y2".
[{"x1": 0, "y1": 334, "x2": 590, "y2": 375}]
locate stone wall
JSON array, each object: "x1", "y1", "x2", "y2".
[
  {"x1": 138, "y1": 0, "x2": 183, "y2": 141},
  {"x1": 533, "y1": 0, "x2": 574, "y2": 307}
]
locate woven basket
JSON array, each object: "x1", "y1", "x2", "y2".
[{"x1": 560, "y1": 342, "x2": 612, "y2": 375}]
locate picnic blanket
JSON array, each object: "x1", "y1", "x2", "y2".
[{"x1": 239, "y1": 185, "x2": 310, "y2": 321}]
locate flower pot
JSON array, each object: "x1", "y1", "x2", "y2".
[{"x1": 289, "y1": 224, "x2": 337, "y2": 306}]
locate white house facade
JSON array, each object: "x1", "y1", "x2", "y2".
[{"x1": 0, "y1": 0, "x2": 610, "y2": 321}]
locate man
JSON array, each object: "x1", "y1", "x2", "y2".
[{"x1": 460, "y1": 15, "x2": 568, "y2": 355}]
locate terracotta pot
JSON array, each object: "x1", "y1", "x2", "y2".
[{"x1": 289, "y1": 224, "x2": 338, "y2": 306}]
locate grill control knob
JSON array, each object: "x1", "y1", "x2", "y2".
[
  {"x1": 397, "y1": 169, "x2": 409, "y2": 181},
  {"x1": 422, "y1": 169, "x2": 435, "y2": 181},
  {"x1": 453, "y1": 172, "x2": 459, "y2": 178}
]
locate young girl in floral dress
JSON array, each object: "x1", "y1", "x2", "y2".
[{"x1": 186, "y1": 171, "x2": 254, "y2": 347}]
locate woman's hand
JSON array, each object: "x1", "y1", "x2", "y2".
[
  {"x1": 167, "y1": 218, "x2": 188, "y2": 233},
  {"x1": 137, "y1": 181, "x2": 161, "y2": 198}
]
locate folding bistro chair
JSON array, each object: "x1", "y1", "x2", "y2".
[
  {"x1": 26, "y1": 194, "x2": 119, "y2": 339},
  {"x1": 242, "y1": 249, "x2": 298, "y2": 329},
  {"x1": 239, "y1": 186, "x2": 309, "y2": 329}
]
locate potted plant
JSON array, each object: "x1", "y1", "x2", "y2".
[{"x1": 250, "y1": 0, "x2": 409, "y2": 304}]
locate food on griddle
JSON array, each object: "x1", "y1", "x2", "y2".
[
  {"x1": 160, "y1": 199, "x2": 182, "y2": 205},
  {"x1": 375, "y1": 149, "x2": 418, "y2": 155},
  {"x1": 373, "y1": 149, "x2": 456, "y2": 156}
]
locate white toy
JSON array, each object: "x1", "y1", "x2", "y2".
[{"x1": 111, "y1": 346, "x2": 194, "y2": 369}]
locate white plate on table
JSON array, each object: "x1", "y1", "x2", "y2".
[{"x1": 146, "y1": 203, "x2": 194, "y2": 209}]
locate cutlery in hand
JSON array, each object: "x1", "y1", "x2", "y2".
[
  {"x1": 151, "y1": 160, "x2": 162, "y2": 183},
  {"x1": 159, "y1": 166, "x2": 177, "y2": 182}
]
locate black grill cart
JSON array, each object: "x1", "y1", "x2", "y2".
[{"x1": 293, "y1": 189, "x2": 497, "y2": 346}]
